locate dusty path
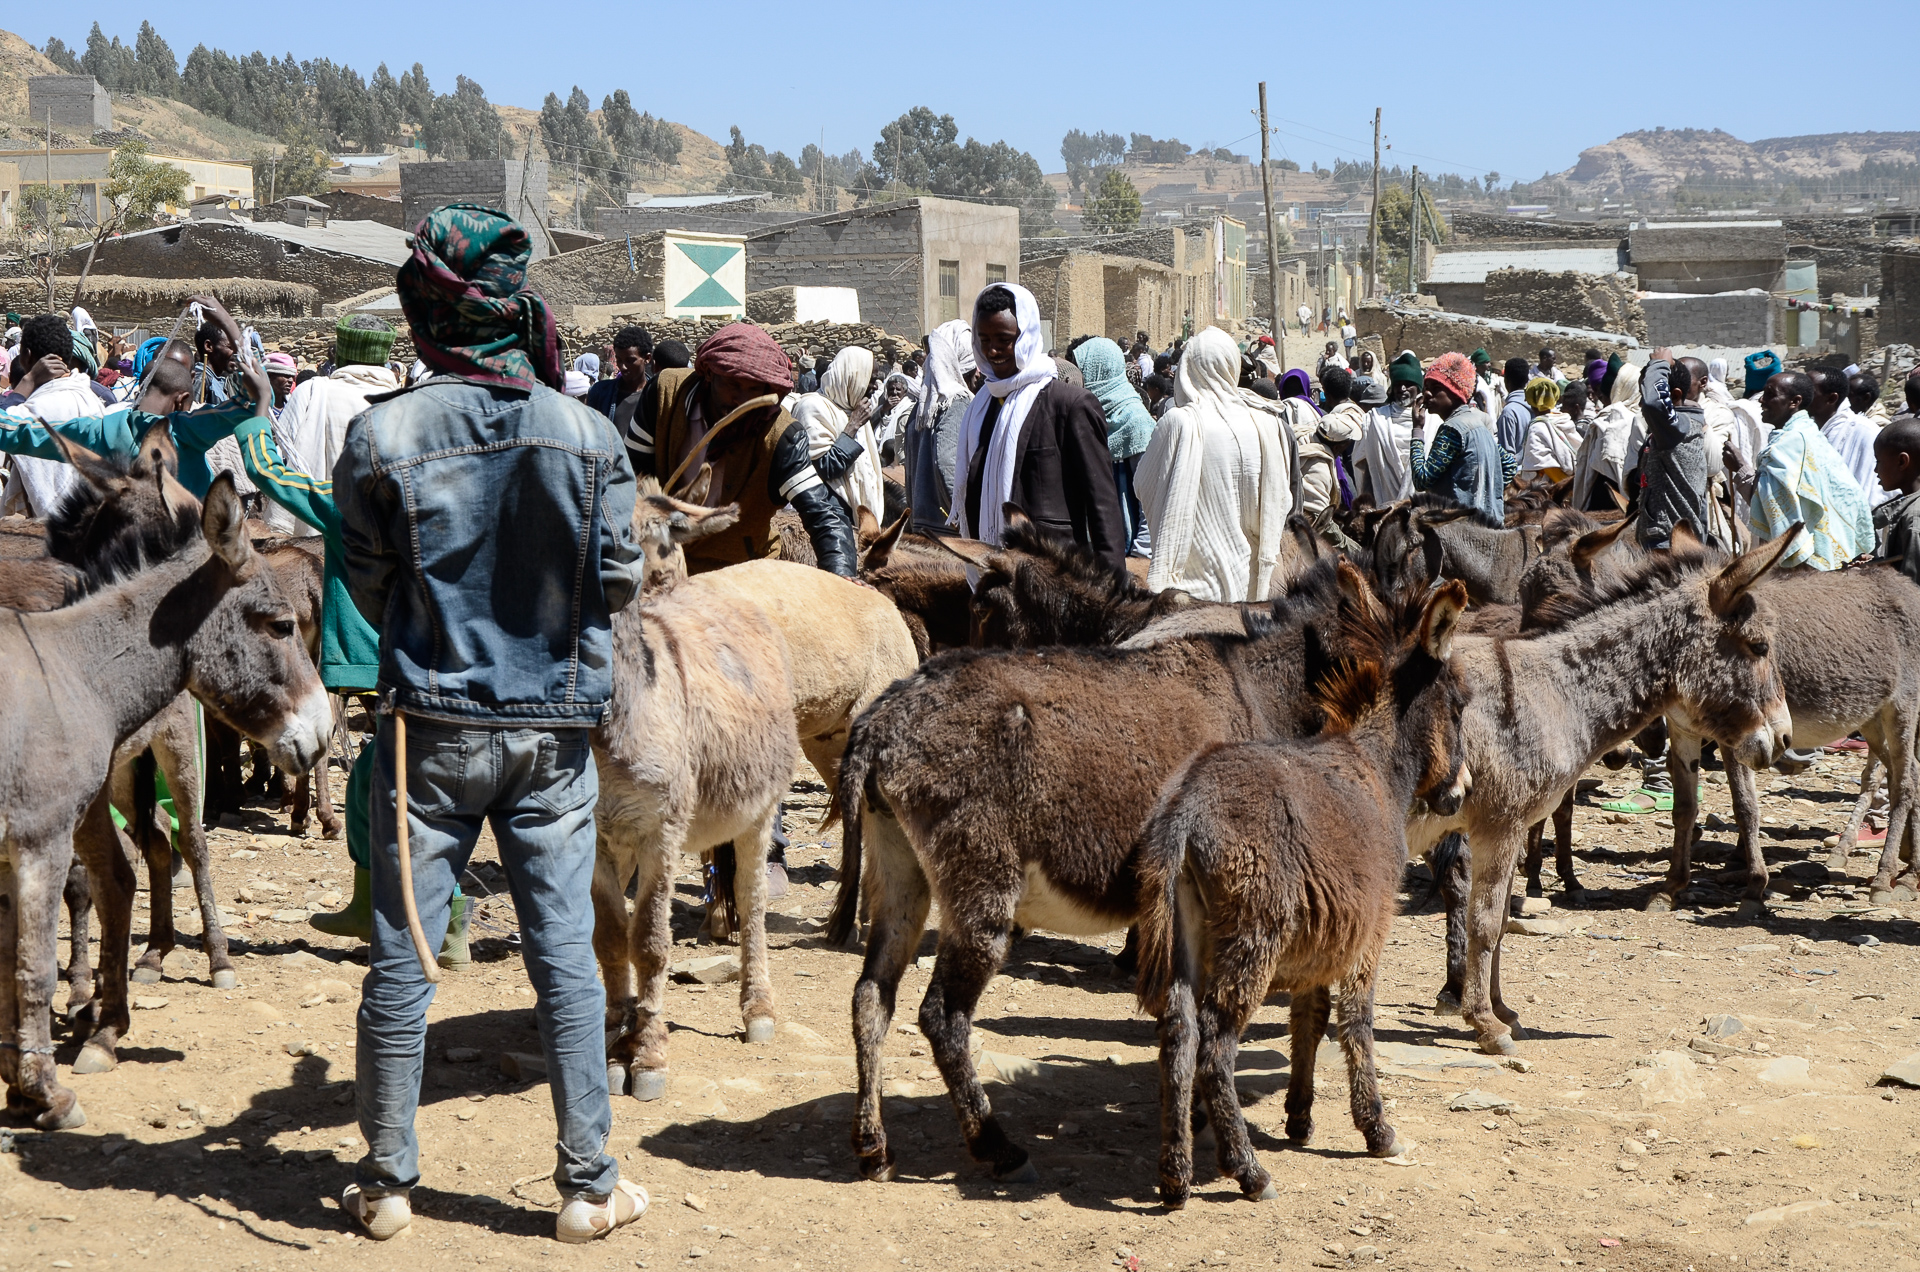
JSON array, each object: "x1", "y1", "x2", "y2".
[{"x1": 3, "y1": 751, "x2": 1917, "y2": 1272}]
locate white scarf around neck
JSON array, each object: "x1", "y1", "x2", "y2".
[{"x1": 953, "y1": 283, "x2": 1053, "y2": 546}]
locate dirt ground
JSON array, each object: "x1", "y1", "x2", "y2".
[{"x1": 4, "y1": 745, "x2": 1919, "y2": 1272}]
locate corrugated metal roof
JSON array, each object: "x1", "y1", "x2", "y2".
[
  {"x1": 631, "y1": 193, "x2": 769, "y2": 209},
  {"x1": 1425, "y1": 247, "x2": 1626, "y2": 285}
]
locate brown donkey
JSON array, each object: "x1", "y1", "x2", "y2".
[
  {"x1": 0, "y1": 455, "x2": 331, "y2": 1128},
  {"x1": 832, "y1": 559, "x2": 1385, "y2": 1184},
  {"x1": 1137, "y1": 579, "x2": 1471, "y2": 1207},
  {"x1": 1410, "y1": 533, "x2": 1799, "y2": 1055},
  {"x1": 591, "y1": 491, "x2": 798, "y2": 1100}
]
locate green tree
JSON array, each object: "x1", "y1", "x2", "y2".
[
  {"x1": 1082, "y1": 168, "x2": 1142, "y2": 235},
  {"x1": 133, "y1": 21, "x2": 178, "y2": 96},
  {"x1": 870, "y1": 107, "x2": 1057, "y2": 234},
  {"x1": 1060, "y1": 128, "x2": 1125, "y2": 202},
  {"x1": 1373, "y1": 182, "x2": 1447, "y2": 291},
  {"x1": 69, "y1": 141, "x2": 191, "y2": 306},
  {"x1": 421, "y1": 76, "x2": 501, "y2": 160},
  {"x1": 603, "y1": 90, "x2": 682, "y2": 168},
  {"x1": 42, "y1": 37, "x2": 83, "y2": 74},
  {"x1": 251, "y1": 122, "x2": 331, "y2": 205},
  {"x1": 721, "y1": 126, "x2": 805, "y2": 200}
]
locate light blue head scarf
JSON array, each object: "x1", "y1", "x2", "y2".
[{"x1": 1075, "y1": 337, "x2": 1155, "y2": 461}]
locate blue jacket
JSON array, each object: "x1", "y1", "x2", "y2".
[{"x1": 334, "y1": 376, "x2": 645, "y2": 729}]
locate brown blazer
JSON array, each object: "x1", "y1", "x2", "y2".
[{"x1": 963, "y1": 378, "x2": 1129, "y2": 572}]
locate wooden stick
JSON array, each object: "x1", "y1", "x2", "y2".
[
  {"x1": 392, "y1": 711, "x2": 441, "y2": 984},
  {"x1": 661, "y1": 394, "x2": 779, "y2": 495}
]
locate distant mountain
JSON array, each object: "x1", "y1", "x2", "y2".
[{"x1": 1556, "y1": 127, "x2": 1920, "y2": 200}]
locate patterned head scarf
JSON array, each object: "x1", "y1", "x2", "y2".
[
  {"x1": 397, "y1": 204, "x2": 562, "y2": 392},
  {"x1": 1425, "y1": 352, "x2": 1477, "y2": 405},
  {"x1": 1525, "y1": 376, "x2": 1562, "y2": 413},
  {"x1": 694, "y1": 322, "x2": 793, "y2": 390}
]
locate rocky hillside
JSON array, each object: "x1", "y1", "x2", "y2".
[{"x1": 1559, "y1": 127, "x2": 1920, "y2": 200}]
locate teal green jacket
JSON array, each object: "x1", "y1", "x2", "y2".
[
  {"x1": 232, "y1": 416, "x2": 380, "y2": 692},
  {"x1": 0, "y1": 398, "x2": 258, "y2": 498}
]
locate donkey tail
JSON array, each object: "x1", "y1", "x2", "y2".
[
  {"x1": 1135, "y1": 747, "x2": 1217, "y2": 1017},
  {"x1": 825, "y1": 718, "x2": 876, "y2": 948}
]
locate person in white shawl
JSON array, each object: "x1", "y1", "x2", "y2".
[
  {"x1": 261, "y1": 316, "x2": 400, "y2": 536},
  {"x1": 793, "y1": 344, "x2": 887, "y2": 523},
  {"x1": 0, "y1": 360, "x2": 100, "y2": 517},
  {"x1": 906, "y1": 319, "x2": 974, "y2": 535},
  {"x1": 1518, "y1": 377, "x2": 1581, "y2": 482},
  {"x1": 1136, "y1": 326, "x2": 1291, "y2": 601},
  {"x1": 1570, "y1": 361, "x2": 1644, "y2": 512}
]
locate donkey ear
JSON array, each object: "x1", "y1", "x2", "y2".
[
  {"x1": 1418, "y1": 523, "x2": 1445, "y2": 587},
  {"x1": 49, "y1": 430, "x2": 129, "y2": 494},
  {"x1": 1608, "y1": 484, "x2": 1630, "y2": 514},
  {"x1": 1569, "y1": 516, "x2": 1633, "y2": 567},
  {"x1": 1334, "y1": 558, "x2": 1385, "y2": 621},
  {"x1": 1710, "y1": 522, "x2": 1800, "y2": 615},
  {"x1": 931, "y1": 533, "x2": 997, "y2": 569},
  {"x1": 678, "y1": 463, "x2": 713, "y2": 507},
  {"x1": 1669, "y1": 520, "x2": 1703, "y2": 554},
  {"x1": 855, "y1": 505, "x2": 881, "y2": 540},
  {"x1": 863, "y1": 508, "x2": 909, "y2": 571},
  {"x1": 654, "y1": 495, "x2": 741, "y2": 545},
  {"x1": 202, "y1": 472, "x2": 253, "y2": 572},
  {"x1": 1001, "y1": 503, "x2": 1036, "y2": 540},
  {"x1": 1420, "y1": 579, "x2": 1470, "y2": 661},
  {"x1": 135, "y1": 417, "x2": 179, "y2": 477}
]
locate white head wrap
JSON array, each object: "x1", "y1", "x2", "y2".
[{"x1": 953, "y1": 284, "x2": 1054, "y2": 545}]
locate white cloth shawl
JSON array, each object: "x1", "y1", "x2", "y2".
[
  {"x1": 793, "y1": 344, "x2": 886, "y2": 520},
  {"x1": 1136, "y1": 326, "x2": 1289, "y2": 601},
  {"x1": 953, "y1": 284, "x2": 1052, "y2": 545},
  {"x1": 1571, "y1": 362, "x2": 1644, "y2": 511},
  {"x1": 264, "y1": 362, "x2": 400, "y2": 536},
  {"x1": 1, "y1": 372, "x2": 100, "y2": 517}
]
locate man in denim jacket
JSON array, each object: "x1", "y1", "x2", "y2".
[{"x1": 334, "y1": 206, "x2": 649, "y2": 1244}]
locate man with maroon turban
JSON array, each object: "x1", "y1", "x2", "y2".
[{"x1": 626, "y1": 321, "x2": 857, "y2": 576}]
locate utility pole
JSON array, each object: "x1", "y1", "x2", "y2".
[
  {"x1": 1257, "y1": 82, "x2": 1281, "y2": 339},
  {"x1": 267, "y1": 152, "x2": 277, "y2": 206},
  {"x1": 1407, "y1": 166, "x2": 1421, "y2": 293},
  {"x1": 1367, "y1": 108, "x2": 1381, "y2": 299},
  {"x1": 44, "y1": 108, "x2": 54, "y2": 311}
]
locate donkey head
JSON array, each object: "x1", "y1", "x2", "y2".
[
  {"x1": 155, "y1": 473, "x2": 332, "y2": 773},
  {"x1": 1368, "y1": 502, "x2": 1445, "y2": 604},
  {"x1": 47, "y1": 421, "x2": 186, "y2": 584},
  {"x1": 633, "y1": 468, "x2": 741, "y2": 594},
  {"x1": 941, "y1": 504, "x2": 1187, "y2": 648},
  {"x1": 1664, "y1": 527, "x2": 1799, "y2": 769}
]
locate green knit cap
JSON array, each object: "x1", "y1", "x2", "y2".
[
  {"x1": 335, "y1": 314, "x2": 396, "y2": 367},
  {"x1": 1469, "y1": 347, "x2": 1491, "y2": 367},
  {"x1": 1388, "y1": 351, "x2": 1423, "y2": 388}
]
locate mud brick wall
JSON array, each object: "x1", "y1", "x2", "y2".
[
  {"x1": 528, "y1": 234, "x2": 665, "y2": 314},
  {"x1": 747, "y1": 205, "x2": 923, "y2": 338},
  {"x1": 64, "y1": 222, "x2": 395, "y2": 303},
  {"x1": 1483, "y1": 268, "x2": 1646, "y2": 341},
  {"x1": 1355, "y1": 301, "x2": 1635, "y2": 365},
  {"x1": 1882, "y1": 241, "x2": 1920, "y2": 348}
]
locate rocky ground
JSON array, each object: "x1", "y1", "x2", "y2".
[{"x1": 3, "y1": 746, "x2": 1918, "y2": 1272}]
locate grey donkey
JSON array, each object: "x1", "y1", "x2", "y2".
[{"x1": 0, "y1": 441, "x2": 331, "y2": 1129}]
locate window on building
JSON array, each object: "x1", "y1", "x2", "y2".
[
  {"x1": 985, "y1": 263, "x2": 1006, "y2": 285},
  {"x1": 938, "y1": 260, "x2": 960, "y2": 323}
]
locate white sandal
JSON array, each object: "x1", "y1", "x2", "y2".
[
  {"x1": 555, "y1": 1177, "x2": 649, "y2": 1244},
  {"x1": 341, "y1": 1183, "x2": 412, "y2": 1240}
]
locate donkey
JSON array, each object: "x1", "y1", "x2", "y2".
[
  {"x1": 1653, "y1": 562, "x2": 1920, "y2": 913},
  {"x1": 1409, "y1": 532, "x2": 1798, "y2": 1055},
  {"x1": 1137, "y1": 580, "x2": 1471, "y2": 1207},
  {"x1": 832, "y1": 558, "x2": 1390, "y2": 1184},
  {"x1": 1371, "y1": 494, "x2": 1550, "y2": 605},
  {"x1": 855, "y1": 509, "x2": 973, "y2": 659},
  {"x1": 0, "y1": 449, "x2": 331, "y2": 1128},
  {"x1": 591, "y1": 492, "x2": 799, "y2": 1100}
]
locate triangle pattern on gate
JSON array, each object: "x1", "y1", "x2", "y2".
[{"x1": 674, "y1": 241, "x2": 742, "y2": 308}]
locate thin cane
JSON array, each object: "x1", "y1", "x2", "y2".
[
  {"x1": 391, "y1": 711, "x2": 442, "y2": 983},
  {"x1": 661, "y1": 394, "x2": 779, "y2": 496}
]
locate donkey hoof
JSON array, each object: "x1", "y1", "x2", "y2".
[
  {"x1": 1373, "y1": 1128, "x2": 1406, "y2": 1159},
  {"x1": 131, "y1": 966, "x2": 164, "y2": 985},
  {"x1": 994, "y1": 1158, "x2": 1039, "y2": 1185},
  {"x1": 744, "y1": 1017, "x2": 776, "y2": 1045},
  {"x1": 211, "y1": 970, "x2": 239, "y2": 990},
  {"x1": 606, "y1": 1064, "x2": 628, "y2": 1097},
  {"x1": 38, "y1": 1099, "x2": 86, "y2": 1131},
  {"x1": 1734, "y1": 899, "x2": 1769, "y2": 920},
  {"x1": 1478, "y1": 1032, "x2": 1518, "y2": 1057},
  {"x1": 1644, "y1": 892, "x2": 1675, "y2": 914},
  {"x1": 1250, "y1": 1178, "x2": 1278, "y2": 1202},
  {"x1": 1158, "y1": 1187, "x2": 1189, "y2": 1211},
  {"x1": 1870, "y1": 887, "x2": 1896, "y2": 906},
  {"x1": 71, "y1": 1044, "x2": 117, "y2": 1075},
  {"x1": 1431, "y1": 990, "x2": 1462, "y2": 1017},
  {"x1": 630, "y1": 1069, "x2": 667, "y2": 1102},
  {"x1": 860, "y1": 1154, "x2": 898, "y2": 1183}
]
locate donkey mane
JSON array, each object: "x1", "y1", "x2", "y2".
[
  {"x1": 1522, "y1": 542, "x2": 1723, "y2": 632},
  {"x1": 998, "y1": 516, "x2": 1154, "y2": 604},
  {"x1": 1405, "y1": 491, "x2": 1504, "y2": 530},
  {"x1": 44, "y1": 454, "x2": 202, "y2": 591}
]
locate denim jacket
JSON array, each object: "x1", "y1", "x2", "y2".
[{"x1": 335, "y1": 376, "x2": 645, "y2": 728}]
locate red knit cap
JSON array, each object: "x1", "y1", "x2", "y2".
[
  {"x1": 1425, "y1": 351, "x2": 1475, "y2": 404},
  {"x1": 695, "y1": 322, "x2": 794, "y2": 391}
]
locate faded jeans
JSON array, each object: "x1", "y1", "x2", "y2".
[
  {"x1": 1113, "y1": 456, "x2": 1152, "y2": 558},
  {"x1": 355, "y1": 715, "x2": 618, "y2": 1200}
]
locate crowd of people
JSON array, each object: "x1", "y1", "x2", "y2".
[{"x1": 4, "y1": 242, "x2": 1920, "y2": 1246}]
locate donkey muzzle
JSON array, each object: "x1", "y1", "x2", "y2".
[{"x1": 267, "y1": 684, "x2": 335, "y2": 775}]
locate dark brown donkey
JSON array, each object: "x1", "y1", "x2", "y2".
[
  {"x1": 832, "y1": 558, "x2": 1388, "y2": 1185},
  {"x1": 0, "y1": 446, "x2": 331, "y2": 1129},
  {"x1": 1137, "y1": 579, "x2": 1471, "y2": 1208},
  {"x1": 1411, "y1": 534, "x2": 1798, "y2": 1055}
]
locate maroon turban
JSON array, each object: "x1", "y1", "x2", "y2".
[{"x1": 694, "y1": 323, "x2": 794, "y2": 392}]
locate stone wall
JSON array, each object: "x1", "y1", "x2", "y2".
[
  {"x1": 27, "y1": 76, "x2": 110, "y2": 133},
  {"x1": 399, "y1": 161, "x2": 550, "y2": 258},
  {"x1": 1639, "y1": 291, "x2": 1775, "y2": 347},
  {"x1": 1023, "y1": 251, "x2": 1180, "y2": 347},
  {"x1": 527, "y1": 234, "x2": 665, "y2": 316},
  {"x1": 1355, "y1": 300, "x2": 1636, "y2": 365},
  {"x1": 747, "y1": 203, "x2": 925, "y2": 338},
  {"x1": 1628, "y1": 223, "x2": 1785, "y2": 294},
  {"x1": 312, "y1": 190, "x2": 407, "y2": 229},
  {"x1": 1883, "y1": 240, "x2": 1920, "y2": 348},
  {"x1": 61, "y1": 222, "x2": 396, "y2": 303},
  {"x1": 0, "y1": 274, "x2": 320, "y2": 321},
  {"x1": 1482, "y1": 268, "x2": 1646, "y2": 341},
  {"x1": 1446, "y1": 211, "x2": 1625, "y2": 243}
]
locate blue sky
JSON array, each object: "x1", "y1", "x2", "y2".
[{"x1": 18, "y1": 2, "x2": 1913, "y2": 183}]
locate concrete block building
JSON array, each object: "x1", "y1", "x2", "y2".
[
  {"x1": 27, "y1": 76, "x2": 110, "y2": 133},
  {"x1": 746, "y1": 197, "x2": 1019, "y2": 339},
  {"x1": 595, "y1": 192, "x2": 806, "y2": 240},
  {"x1": 1020, "y1": 250, "x2": 1179, "y2": 348},
  {"x1": 399, "y1": 160, "x2": 550, "y2": 257},
  {"x1": 527, "y1": 229, "x2": 747, "y2": 322},
  {"x1": 1020, "y1": 216, "x2": 1248, "y2": 336}
]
